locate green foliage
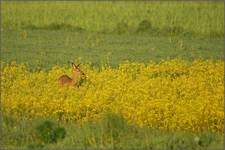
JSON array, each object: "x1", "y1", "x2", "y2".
[
  {"x1": 2, "y1": 2, "x2": 224, "y2": 37},
  {"x1": 137, "y1": 20, "x2": 153, "y2": 32},
  {"x1": 27, "y1": 143, "x2": 45, "y2": 149},
  {"x1": 35, "y1": 120, "x2": 66, "y2": 144},
  {"x1": 115, "y1": 21, "x2": 129, "y2": 34},
  {"x1": 162, "y1": 26, "x2": 186, "y2": 36},
  {"x1": 1, "y1": 116, "x2": 223, "y2": 149},
  {"x1": 53, "y1": 127, "x2": 67, "y2": 141},
  {"x1": 25, "y1": 22, "x2": 85, "y2": 32},
  {"x1": 165, "y1": 132, "x2": 196, "y2": 150},
  {"x1": 198, "y1": 131, "x2": 216, "y2": 148}
]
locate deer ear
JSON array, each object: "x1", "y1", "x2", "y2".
[
  {"x1": 72, "y1": 63, "x2": 76, "y2": 68},
  {"x1": 77, "y1": 64, "x2": 80, "y2": 67}
]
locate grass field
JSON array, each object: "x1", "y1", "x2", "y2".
[
  {"x1": 1, "y1": 2, "x2": 224, "y2": 70},
  {"x1": 2, "y1": 2, "x2": 224, "y2": 36},
  {"x1": 2, "y1": 30, "x2": 224, "y2": 70},
  {"x1": 1, "y1": 1, "x2": 224, "y2": 149}
]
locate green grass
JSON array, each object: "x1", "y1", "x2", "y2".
[
  {"x1": 2, "y1": 2, "x2": 224, "y2": 37},
  {"x1": 1, "y1": 30, "x2": 224, "y2": 70},
  {"x1": 1, "y1": 2, "x2": 224, "y2": 70},
  {"x1": 2, "y1": 113, "x2": 224, "y2": 149}
]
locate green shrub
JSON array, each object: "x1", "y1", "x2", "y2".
[
  {"x1": 115, "y1": 21, "x2": 129, "y2": 34},
  {"x1": 137, "y1": 20, "x2": 153, "y2": 32},
  {"x1": 35, "y1": 120, "x2": 66, "y2": 144},
  {"x1": 198, "y1": 131, "x2": 216, "y2": 148},
  {"x1": 165, "y1": 132, "x2": 196, "y2": 150}
]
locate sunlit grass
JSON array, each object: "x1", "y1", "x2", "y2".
[{"x1": 2, "y1": 1, "x2": 224, "y2": 37}]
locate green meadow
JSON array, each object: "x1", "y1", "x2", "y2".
[
  {"x1": 1, "y1": 1, "x2": 224, "y2": 149},
  {"x1": 1, "y1": 1, "x2": 224, "y2": 69}
]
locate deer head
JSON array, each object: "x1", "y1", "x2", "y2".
[{"x1": 72, "y1": 63, "x2": 85, "y2": 76}]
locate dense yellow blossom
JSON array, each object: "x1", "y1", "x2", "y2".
[{"x1": 1, "y1": 59, "x2": 224, "y2": 133}]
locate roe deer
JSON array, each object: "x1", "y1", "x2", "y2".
[{"x1": 58, "y1": 63, "x2": 85, "y2": 87}]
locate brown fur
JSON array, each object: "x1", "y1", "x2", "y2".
[{"x1": 58, "y1": 63, "x2": 85, "y2": 87}]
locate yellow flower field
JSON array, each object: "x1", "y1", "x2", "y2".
[{"x1": 1, "y1": 59, "x2": 224, "y2": 133}]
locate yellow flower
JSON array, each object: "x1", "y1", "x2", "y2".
[{"x1": 1, "y1": 59, "x2": 224, "y2": 133}]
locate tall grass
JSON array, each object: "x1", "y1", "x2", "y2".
[
  {"x1": 2, "y1": 1, "x2": 224, "y2": 37},
  {"x1": 2, "y1": 113, "x2": 223, "y2": 149}
]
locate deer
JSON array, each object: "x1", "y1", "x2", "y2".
[{"x1": 58, "y1": 63, "x2": 85, "y2": 87}]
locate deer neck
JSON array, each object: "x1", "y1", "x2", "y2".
[{"x1": 71, "y1": 72, "x2": 81, "y2": 84}]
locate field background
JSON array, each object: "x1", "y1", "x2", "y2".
[
  {"x1": 1, "y1": 1, "x2": 224, "y2": 149},
  {"x1": 1, "y1": 1, "x2": 224, "y2": 69}
]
